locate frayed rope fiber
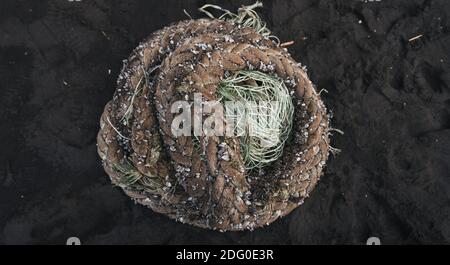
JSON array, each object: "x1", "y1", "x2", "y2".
[
  {"x1": 97, "y1": 2, "x2": 331, "y2": 231},
  {"x1": 217, "y1": 70, "x2": 294, "y2": 170}
]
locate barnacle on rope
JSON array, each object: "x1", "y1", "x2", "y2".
[{"x1": 97, "y1": 2, "x2": 332, "y2": 231}]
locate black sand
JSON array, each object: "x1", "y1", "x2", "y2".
[{"x1": 0, "y1": 0, "x2": 449, "y2": 244}]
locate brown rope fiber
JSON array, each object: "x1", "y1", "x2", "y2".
[{"x1": 97, "y1": 18, "x2": 331, "y2": 231}]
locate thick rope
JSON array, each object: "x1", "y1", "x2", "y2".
[{"x1": 97, "y1": 18, "x2": 330, "y2": 231}]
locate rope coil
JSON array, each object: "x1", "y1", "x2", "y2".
[{"x1": 97, "y1": 4, "x2": 331, "y2": 231}]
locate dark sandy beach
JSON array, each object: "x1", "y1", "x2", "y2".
[{"x1": 0, "y1": 0, "x2": 449, "y2": 244}]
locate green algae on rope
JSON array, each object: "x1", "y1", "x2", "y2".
[
  {"x1": 199, "y1": 1, "x2": 279, "y2": 44},
  {"x1": 217, "y1": 70, "x2": 294, "y2": 170}
]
